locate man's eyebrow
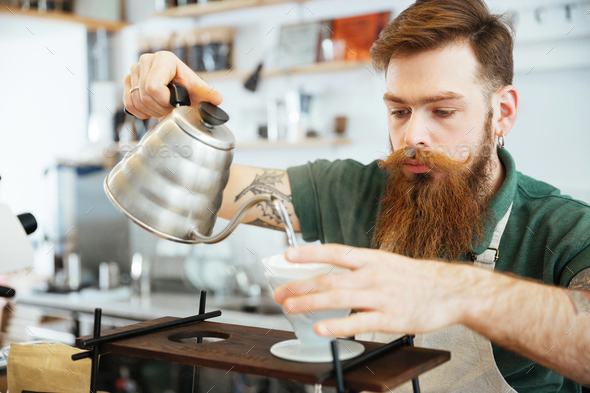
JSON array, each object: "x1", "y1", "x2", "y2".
[{"x1": 382, "y1": 91, "x2": 466, "y2": 105}]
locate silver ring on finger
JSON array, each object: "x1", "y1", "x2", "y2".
[{"x1": 129, "y1": 86, "x2": 140, "y2": 94}]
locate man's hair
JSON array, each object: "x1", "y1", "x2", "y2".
[{"x1": 370, "y1": 0, "x2": 516, "y2": 102}]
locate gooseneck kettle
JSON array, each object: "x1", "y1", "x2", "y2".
[{"x1": 104, "y1": 83, "x2": 278, "y2": 244}]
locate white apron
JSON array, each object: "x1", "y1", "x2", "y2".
[{"x1": 357, "y1": 203, "x2": 515, "y2": 393}]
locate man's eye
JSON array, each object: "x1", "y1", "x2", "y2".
[
  {"x1": 434, "y1": 110, "x2": 456, "y2": 118},
  {"x1": 390, "y1": 110, "x2": 409, "y2": 117}
]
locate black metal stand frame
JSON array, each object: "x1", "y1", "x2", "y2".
[
  {"x1": 323, "y1": 336, "x2": 421, "y2": 393},
  {"x1": 73, "y1": 293, "x2": 420, "y2": 393},
  {"x1": 72, "y1": 290, "x2": 218, "y2": 393}
]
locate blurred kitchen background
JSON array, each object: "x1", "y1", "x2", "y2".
[{"x1": 0, "y1": 0, "x2": 589, "y2": 391}]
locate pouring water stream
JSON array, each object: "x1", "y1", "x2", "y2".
[{"x1": 273, "y1": 199, "x2": 298, "y2": 248}]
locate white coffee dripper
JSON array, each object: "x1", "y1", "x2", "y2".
[{"x1": 263, "y1": 254, "x2": 365, "y2": 362}]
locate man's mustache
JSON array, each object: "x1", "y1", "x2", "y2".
[{"x1": 389, "y1": 146, "x2": 475, "y2": 174}]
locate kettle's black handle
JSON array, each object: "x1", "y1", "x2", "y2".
[
  {"x1": 167, "y1": 83, "x2": 229, "y2": 126},
  {"x1": 0, "y1": 286, "x2": 15, "y2": 298},
  {"x1": 168, "y1": 82, "x2": 191, "y2": 107},
  {"x1": 198, "y1": 102, "x2": 229, "y2": 126}
]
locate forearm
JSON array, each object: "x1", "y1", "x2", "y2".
[
  {"x1": 218, "y1": 164, "x2": 300, "y2": 231},
  {"x1": 460, "y1": 266, "x2": 590, "y2": 385}
]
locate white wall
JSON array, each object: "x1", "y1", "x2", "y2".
[
  {"x1": 0, "y1": 15, "x2": 89, "y2": 267},
  {"x1": 508, "y1": 67, "x2": 590, "y2": 202}
]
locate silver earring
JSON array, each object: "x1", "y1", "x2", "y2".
[{"x1": 498, "y1": 132, "x2": 505, "y2": 148}]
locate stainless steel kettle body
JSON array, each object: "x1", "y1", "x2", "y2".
[{"x1": 105, "y1": 83, "x2": 275, "y2": 244}]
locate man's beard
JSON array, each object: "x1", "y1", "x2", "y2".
[{"x1": 372, "y1": 115, "x2": 496, "y2": 261}]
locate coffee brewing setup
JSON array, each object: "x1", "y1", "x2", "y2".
[{"x1": 73, "y1": 84, "x2": 450, "y2": 392}]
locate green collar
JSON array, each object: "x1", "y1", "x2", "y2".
[{"x1": 470, "y1": 146, "x2": 518, "y2": 255}]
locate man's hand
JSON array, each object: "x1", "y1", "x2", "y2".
[
  {"x1": 273, "y1": 244, "x2": 590, "y2": 386},
  {"x1": 273, "y1": 244, "x2": 481, "y2": 337},
  {"x1": 123, "y1": 51, "x2": 223, "y2": 119}
]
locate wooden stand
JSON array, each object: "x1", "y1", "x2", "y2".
[{"x1": 74, "y1": 292, "x2": 449, "y2": 393}]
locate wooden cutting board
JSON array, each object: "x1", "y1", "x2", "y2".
[{"x1": 77, "y1": 317, "x2": 450, "y2": 392}]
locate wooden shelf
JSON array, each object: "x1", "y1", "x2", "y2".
[
  {"x1": 236, "y1": 137, "x2": 352, "y2": 150},
  {"x1": 0, "y1": 6, "x2": 128, "y2": 31},
  {"x1": 109, "y1": 137, "x2": 351, "y2": 153},
  {"x1": 200, "y1": 59, "x2": 374, "y2": 82},
  {"x1": 159, "y1": 0, "x2": 305, "y2": 18},
  {"x1": 264, "y1": 59, "x2": 374, "y2": 77},
  {"x1": 199, "y1": 68, "x2": 250, "y2": 82},
  {"x1": 85, "y1": 137, "x2": 350, "y2": 168}
]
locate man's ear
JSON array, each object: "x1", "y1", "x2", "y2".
[{"x1": 494, "y1": 85, "x2": 518, "y2": 138}]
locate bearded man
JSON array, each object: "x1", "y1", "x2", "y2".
[{"x1": 124, "y1": 0, "x2": 590, "y2": 391}]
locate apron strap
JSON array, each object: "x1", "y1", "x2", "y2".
[{"x1": 473, "y1": 202, "x2": 513, "y2": 270}]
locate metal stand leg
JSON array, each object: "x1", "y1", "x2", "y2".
[
  {"x1": 191, "y1": 290, "x2": 207, "y2": 393},
  {"x1": 198, "y1": 289, "x2": 207, "y2": 316},
  {"x1": 405, "y1": 335, "x2": 420, "y2": 393},
  {"x1": 72, "y1": 311, "x2": 80, "y2": 338},
  {"x1": 330, "y1": 340, "x2": 345, "y2": 393},
  {"x1": 90, "y1": 308, "x2": 102, "y2": 393},
  {"x1": 321, "y1": 335, "x2": 421, "y2": 393}
]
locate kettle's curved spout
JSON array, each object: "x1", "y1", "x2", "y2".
[{"x1": 187, "y1": 194, "x2": 297, "y2": 247}]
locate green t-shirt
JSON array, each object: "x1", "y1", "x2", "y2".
[{"x1": 286, "y1": 147, "x2": 590, "y2": 393}]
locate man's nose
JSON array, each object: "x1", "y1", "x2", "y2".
[{"x1": 403, "y1": 112, "x2": 432, "y2": 149}]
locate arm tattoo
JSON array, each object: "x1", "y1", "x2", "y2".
[
  {"x1": 568, "y1": 267, "x2": 590, "y2": 291},
  {"x1": 565, "y1": 267, "x2": 590, "y2": 315},
  {"x1": 236, "y1": 169, "x2": 293, "y2": 228},
  {"x1": 245, "y1": 218, "x2": 283, "y2": 231}
]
